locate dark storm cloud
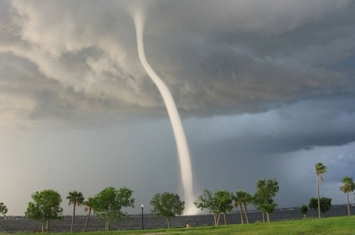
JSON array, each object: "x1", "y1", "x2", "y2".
[
  {"x1": 186, "y1": 94, "x2": 355, "y2": 159},
  {"x1": 1, "y1": 0, "x2": 355, "y2": 127}
]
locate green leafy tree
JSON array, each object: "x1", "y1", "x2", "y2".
[
  {"x1": 25, "y1": 190, "x2": 63, "y2": 232},
  {"x1": 340, "y1": 176, "x2": 355, "y2": 216},
  {"x1": 299, "y1": 204, "x2": 308, "y2": 218},
  {"x1": 214, "y1": 190, "x2": 233, "y2": 225},
  {"x1": 92, "y1": 187, "x2": 135, "y2": 231},
  {"x1": 253, "y1": 179, "x2": 279, "y2": 223},
  {"x1": 150, "y1": 192, "x2": 185, "y2": 228},
  {"x1": 315, "y1": 162, "x2": 327, "y2": 218},
  {"x1": 234, "y1": 190, "x2": 252, "y2": 224},
  {"x1": 308, "y1": 197, "x2": 318, "y2": 213},
  {"x1": 83, "y1": 197, "x2": 95, "y2": 232},
  {"x1": 0, "y1": 202, "x2": 8, "y2": 218},
  {"x1": 262, "y1": 199, "x2": 278, "y2": 219},
  {"x1": 194, "y1": 189, "x2": 220, "y2": 225},
  {"x1": 194, "y1": 189, "x2": 233, "y2": 225},
  {"x1": 308, "y1": 197, "x2": 332, "y2": 217},
  {"x1": 67, "y1": 191, "x2": 85, "y2": 232},
  {"x1": 319, "y1": 197, "x2": 332, "y2": 215}
]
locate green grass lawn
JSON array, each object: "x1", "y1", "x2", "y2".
[{"x1": 5, "y1": 216, "x2": 355, "y2": 235}]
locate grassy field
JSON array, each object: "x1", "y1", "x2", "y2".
[{"x1": 5, "y1": 216, "x2": 355, "y2": 235}]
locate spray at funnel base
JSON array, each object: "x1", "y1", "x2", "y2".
[{"x1": 132, "y1": 10, "x2": 198, "y2": 215}]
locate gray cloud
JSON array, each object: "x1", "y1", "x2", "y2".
[{"x1": 1, "y1": 0, "x2": 354, "y2": 128}]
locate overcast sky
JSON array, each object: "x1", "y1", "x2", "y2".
[{"x1": 1, "y1": 0, "x2": 355, "y2": 216}]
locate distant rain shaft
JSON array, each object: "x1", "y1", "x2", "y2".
[{"x1": 132, "y1": 9, "x2": 197, "y2": 214}]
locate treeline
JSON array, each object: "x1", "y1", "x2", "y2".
[
  {"x1": 196, "y1": 162, "x2": 355, "y2": 225},
  {"x1": 299, "y1": 162, "x2": 355, "y2": 218},
  {"x1": 195, "y1": 178, "x2": 279, "y2": 225},
  {"x1": 24, "y1": 187, "x2": 135, "y2": 232},
  {"x1": 0, "y1": 187, "x2": 185, "y2": 232},
  {"x1": 0, "y1": 162, "x2": 354, "y2": 232}
]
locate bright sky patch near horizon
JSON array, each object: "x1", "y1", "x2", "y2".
[{"x1": 1, "y1": 0, "x2": 355, "y2": 216}]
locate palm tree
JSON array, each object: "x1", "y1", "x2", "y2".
[
  {"x1": 83, "y1": 197, "x2": 95, "y2": 232},
  {"x1": 67, "y1": 191, "x2": 85, "y2": 232},
  {"x1": 315, "y1": 162, "x2": 327, "y2": 218},
  {"x1": 242, "y1": 192, "x2": 252, "y2": 224},
  {"x1": 234, "y1": 193, "x2": 244, "y2": 224},
  {"x1": 234, "y1": 190, "x2": 251, "y2": 224},
  {"x1": 340, "y1": 176, "x2": 355, "y2": 216}
]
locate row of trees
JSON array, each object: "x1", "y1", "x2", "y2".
[
  {"x1": 21, "y1": 178, "x2": 279, "y2": 232},
  {"x1": 299, "y1": 197, "x2": 332, "y2": 217},
  {"x1": 19, "y1": 179, "x2": 279, "y2": 232},
  {"x1": 195, "y1": 162, "x2": 354, "y2": 225},
  {"x1": 0, "y1": 184, "x2": 274, "y2": 229},
  {"x1": 314, "y1": 162, "x2": 355, "y2": 217},
  {"x1": 1, "y1": 162, "x2": 354, "y2": 231},
  {"x1": 24, "y1": 187, "x2": 135, "y2": 232},
  {"x1": 297, "y1": 162, "x2": 354, "y2": 219},
  {"x1": 194, "y1": 178, "x2": 279, "y2": 225},
  {"x1": 22, "y1": 187, "x2": 186, "y2": 232}
]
